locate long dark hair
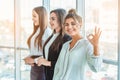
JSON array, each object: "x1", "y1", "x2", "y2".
[
  {"x1": 45, "y1": 8, "x2": 66, "y2": 51},
  {"x1": 27, "y1": 6, "x2": 48, "y2": 50}
]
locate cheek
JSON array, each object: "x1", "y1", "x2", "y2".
[
  {"x1": 53, "y1": 22, "x2": 58, "y2": 28},
  {"x1": 64, "y1": 27, "x2": 67, "y2": 31},
  {"x1": 64, "y1": 27, "x2": 69, "y2": 33},
  {"x1": 36, "y1": 18, "x2": 39, "y2": 24},
  {"x1": 53, "y1": 21, "x2": 57, "y2": 25}
]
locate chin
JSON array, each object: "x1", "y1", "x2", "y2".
[
  {"x1": 35, "y1": 24, "x2": 39, "y2": 26},
  {"x1": 67, "y1": 33, "x2": 73, "y2": 36},
  {"x1": 69, "y1": 33, "x2": 76, "y2": 36}
]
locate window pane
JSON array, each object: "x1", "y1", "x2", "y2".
[
  {"x1": 85, "y1": 0, "x2": 118, "y2": 60},
  {"x1": 0, "y1": 0, "x2": 14, "y2": 46},
  {"x1": 0, "y1": 0, "x2": 15, "y2": 80},
  {"x1": 0, "y1": 48, "x2": 14, "y2": 80},
  {"x1": 50, "y1": 0, "x2": 76, "y2": 11},
  {"x1": 85, "y1": 0, "x2": 118, "y2": 79},
  {"x1": 21, "y1": 50, "x2": 31, "y2": 80}
]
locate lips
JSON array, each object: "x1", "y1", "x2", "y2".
[
  {"x1": 67, "y1": 29, "x2": 73, "y2": 33},
  {"x1": 50, "y1": 23, "x2": 54, "y2": 27}
]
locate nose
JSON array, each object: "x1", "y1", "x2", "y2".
[
  {"x1": 32, "y1": 17, "x2": 34, "y2": 21},
  {"x1": 67, "y1": 24, "x2": 72, "y2": 29},
  {"x1": 49, "y1": 19, "x2": 53, "y2": 25}
]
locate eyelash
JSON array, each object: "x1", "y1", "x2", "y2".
[
  {"x1": 52, "y1": 18, "x2": 55, "y2": 20},
  {"x1": 64, "y1": 23, "x2": 76, "y2": 26},
  {"x1": 33, "y1": 15, "x2": 36, "y2": 18}
]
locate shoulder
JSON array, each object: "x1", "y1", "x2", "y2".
[
  {"x1": 44, "y1": 27, "x2": 52, "y2": 35},
  {"x1": 43, "y1": 27, "x2": 52, "y2": 37},
  {"x1": 63, "y1": 34, "x2": 72, "y2": 43},
  {"x1": 62, "y1": 40, "x2": 71, "y2": 49},
  {"x1": 81, "y1": 38, "x2": 93, "y2": 49},
  {"x1": 42, "y1": 27, "x2": 52, "y2": 41}
]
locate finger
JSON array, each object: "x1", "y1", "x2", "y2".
[
  {"x1": 31, "y1": 63, "x2": 34, "y2": 66},
  {"x1": 95, "y1": 27, "x2": 101, "y2": 39},
  {"x1": 87, "y1": 34, "x2": 94, "y2": 39},
  {"x1": 98, "y1": 31, "x2": 102, "y2": 38},
  {"x1": 37, "y1": 63, "x2": 41, "y2": 66},
  {"x1": 87, "y1": 36, "x2": 92, "y2": 42},
  {"x1": 96, "y1": 28, "x2": 101, "y2": 37}
]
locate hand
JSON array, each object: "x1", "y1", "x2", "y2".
[
  {"x1": 87, "y1": 27, "x2": 102, "y2": 47},
  {"x1": 28, "y1": 63, "x2": 35, "y2": 66},
  {"x1": 37, "y1": 57, "x2": 51, "y2": 66},
  {"x1": 24, "y1": 57, "x2": 35, "y2": 65},
  {"x1": 87, "y1": 27, "x2": 102, "y2": 56}
]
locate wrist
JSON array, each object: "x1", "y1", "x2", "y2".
[
  {"x1": 45, "y1": 61, "x2": 51, "y2": 66},
  {"x1": 94, "y1": 47, "x2": 100, "y2": 56},
  {"x1": 34, "y1": 58, "x2": 39, "y2": 64},
  {"x1": 48, "y1": 61, "x2": 51, "y2": 66}
]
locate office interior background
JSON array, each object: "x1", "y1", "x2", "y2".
[{"x1": 0, "y1": 0, "x2": 119, "y2": 80}]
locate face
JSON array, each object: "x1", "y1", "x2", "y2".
[
  {"x1": 49, "y1": 12, "x2": 59, "y2": 30},
  {"x1": 32, "y1": 10, "x2": 39, "y2": 26},
  {"x1": 64, "y1": 18, "x2": 81, "y2": 36}
]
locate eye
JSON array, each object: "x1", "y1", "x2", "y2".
[
  {"x1": 64, "y1": 23, "x2": 69, "y2": 26},
  {"x1": 32, "y1": 15, "x2": 36, "y2": 18},
  {"x1": 71, "y1": 22, "x2": 76, "y2": 26},
  {"x1": 50, "y1": 17, "x2": 55, "y2": 21}
]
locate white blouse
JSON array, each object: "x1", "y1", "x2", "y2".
[
  {"x1": 53, "y1": 38, "x2": 102, "y2": 80},
  {"x1": 29, "y1": 27, "x2": 52, "y2": 56},
  {"x1": 44, "y1": 33, "x2": 59, "y2": 59}
]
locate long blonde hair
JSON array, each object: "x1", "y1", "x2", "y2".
[{"x1": 27, "y1": 6, "x2": 48, "y2": 50}]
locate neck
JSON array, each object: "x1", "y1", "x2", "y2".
[
  {"x1": 54, "y1": 27, "x2": 61, "y2": 33},
  {"x1": 71, "y1": 34, "x2": 82, "y2": 42}
]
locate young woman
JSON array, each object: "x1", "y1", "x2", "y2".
[
  {"x1": 24, "y1": 6, "x2": 52, "y2": 80},
  {"x1": 53, "y1": 9, "x2": 102, "y2": 80},
  {"x1": 36, "y1": 9, "x2": 71, "y2": 80}
]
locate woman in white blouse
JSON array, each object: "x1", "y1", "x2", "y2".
[
  {"x1": 36, "y1": 8, "x2": 71, "y2": 80},
  {"x1": 24, "y1": 6, "x2": 52, "y2": 80},
  {"x1": 53, "y1": 9, "x2": 102, "y2": 80}
]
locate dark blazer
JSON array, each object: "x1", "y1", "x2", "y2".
[{"x1": 43, "y1": 34, "x2": 71, "y2": 80}]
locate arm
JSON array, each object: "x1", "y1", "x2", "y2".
[
  {"x1": 87, "y1": 27, "x2": 102, "y2": 72},
  {"x1": 52, "y1": 45, "x2": 66, "y2": 80},
  {"x1": 86, "y1": 44, "x2": 102, "y2": 72},
  {"x1": 23, "y1": 56, "x2": 35, "y2": 66},
  {"x1": 87, "y1": 27, "x2": 102, "y2": 56},
  {"x1": 37, "y1": 57, "x2": 51, "y2": 66}
]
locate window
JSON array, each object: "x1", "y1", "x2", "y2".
[
  {"x1": 0, "y1": 0, "x2": 15, "y2": 80},
  {"x1": 50, "y1": 0, "x2": 76, "y2": 11},
  {"x1": 85, "y1": 0, "x2": 118, "y2": 79}
]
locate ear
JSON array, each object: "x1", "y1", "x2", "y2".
[
  {"x1": 77, "y1": 23, "x2": 82, "y2": 28},
  {"x1": 79, "y1": 22, "x2": 82, "y2": 26}
]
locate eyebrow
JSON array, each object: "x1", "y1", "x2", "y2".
[{"x1": 50, "y1": 17, "x2": 57, "y2": 18}]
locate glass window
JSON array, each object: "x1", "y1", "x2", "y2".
[
  {"x1": 0, "y1": 0, "x2": 15, "y2": 80},
  {"x1": 85, "y1": 0, "x2": 118, "y2": 79},
  {"x1": 50, "y1": 0, "x2": 76, "y2": 11},
  {"x1": 0, "y1": 0, "x2": 14, "y2": 46},
  {"x1": 21, "y1": 50, "x2": 31, "y2": 80},
  {"x1": 0, "y1": 48, "x2": 15, "y2": 80}
]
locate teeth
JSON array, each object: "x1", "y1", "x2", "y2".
[{"x1": 68, "y1": 30, "x2": 72, "y2": 32}]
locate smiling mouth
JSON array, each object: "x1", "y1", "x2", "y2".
[{"x1": 51, "y1": 24, "x2": 54, "y2": 26}]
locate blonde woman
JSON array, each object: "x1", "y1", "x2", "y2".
[
  {"x1": 24, "y1": 6, "x2": 52, "y2": 80},
  {"x1": 53, "y1": 9, "x2": 102, "y2": 80}
]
